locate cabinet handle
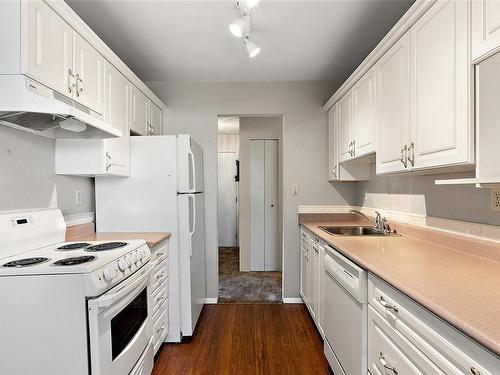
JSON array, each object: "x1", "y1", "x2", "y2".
[
  {"x1": 407, "y1": 142, "x2": 415, "y2": 167},
  {"x1": 156, "y1": 272, "x2": 166, "y2": 280},
  {"x1": 157, "y1": 323, "x2": 165, "y2": 333},
  {"x1": 470, "y1": 367, "x2": 481, "y2": 375},
  {"x1": 400, "y1": 145, "x2": 408, "y2": 168},
  {"x1": 105, "y1": 152, "x2": 112, "y2": 172},
  {"x1": 67, "y1": 69, "x2": 75, "y2": 94},
  {"x1": 378, "y1": 295, "x2": 399, "y2": 313},
  {"x1": 157, "y1": 294, "x2": 165, "y2": 302},
  {"x1": 379, "y1": 353, "x2": 398, "y2": 374},
  {"x1": 75, "y1": 74, "x2": 83, "y2": 97}
]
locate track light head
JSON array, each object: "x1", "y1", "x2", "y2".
[
  {"x1": 243, "y1": 36, "x2": 260, "y2": 58},
  {"x1": 229, "y1": 15, "x2": 249, "y2": 38}
]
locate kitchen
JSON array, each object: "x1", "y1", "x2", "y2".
[{"x1": 1, "y1": 0, "x2": 500, "y2": 374}]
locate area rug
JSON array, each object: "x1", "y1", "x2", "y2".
[{"x1": 218, "y1": 247, "x2": 282, "y2": 303}]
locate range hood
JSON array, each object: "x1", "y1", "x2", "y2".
[{"x1": 0, "y1": 75, "x2": 122, "y2": 139}]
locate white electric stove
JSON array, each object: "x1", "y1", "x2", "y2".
[{"x1": 0, "y1": 209, "x2": 155, "y2": 375}]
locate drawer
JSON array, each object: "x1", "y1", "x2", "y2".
[
  {"x1": 151, "y1": 246, "x2": 168, "y2": 264},
  {"x1": 151, "y1": 279, "x2": 168, "y2": 316},
  {"x1": 368, "y1": 306, "x2": 443, "y2": 375},
  {"x1": 153, "y1": 305, "x2": 168, "y2": 353},
  {"x1": 151, "y1": 257, "x2": 168, "y2": 291},
  {"x1": 369, "y1": 274, "x2": 500, "y2": 375}
]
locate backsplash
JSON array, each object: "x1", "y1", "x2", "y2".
[
  {"x1": 0, "y1": 126, "x2": 94, "y2": 217},
  {"x1": 357, "y1": 163, "x2": 500, "y2": 227}
]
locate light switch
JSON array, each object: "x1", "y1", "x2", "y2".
[
  {"x1": 292, "y1": 184, "x2": 298, "y2": 196},
  {"x1": 75, "y1": 189, "x2": 83, "y2": 206}
]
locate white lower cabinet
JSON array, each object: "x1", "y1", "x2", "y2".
[
  {"x1": 149, "y1": 241, "x2": 169, "y2": 355},
  {"x1": 299, "y1": 226, "x2": 325, "y2": 337},
  {"x1": 368, "y1": 274, "x2": 500, "y2": 375}
]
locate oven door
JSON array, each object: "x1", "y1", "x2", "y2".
[{"x1": 88, "y1": 262, "x2": 153, "y2": 375}]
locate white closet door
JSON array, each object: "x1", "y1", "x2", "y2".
[
  {"x1": 250, "y1": 139, "x2": 279, "y2": 272},
  {"x1": 218, "y1": 152, "x2": 238, "y2": 247},
  {"x1": 264, "y1": 140, "x2": 279, "y2": 271}
]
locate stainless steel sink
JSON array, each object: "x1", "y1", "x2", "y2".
[{"x1": 319, "y1": 226, "x2": 398, "y2": 236}]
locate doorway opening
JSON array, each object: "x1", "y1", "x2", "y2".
[{"x1": 217, "y1": 115, "x2": 283, "y2": 303}]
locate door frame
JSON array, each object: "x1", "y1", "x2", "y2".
[{"x1": 216, "y1": 114, "x2": 284, "y2": 302}]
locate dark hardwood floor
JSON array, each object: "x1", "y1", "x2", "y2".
[{"x1": 152, "y1": 304, "x2": 332, "y2": 375}]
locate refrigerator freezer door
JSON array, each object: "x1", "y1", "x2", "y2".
[
  {"x1": 177, "y1": 193, "x2": 206, "y2": 336},
  {"x1": 177, "y1": 135, "x2": 204, "y2": 193}
]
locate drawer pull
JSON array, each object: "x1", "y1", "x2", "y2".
[
  {"x1": 157, "y1": 251, "x2": 165, "y2": 257},
  {"x1": 379, "y1": 353, "x2": 398, "y2": 375},
  {"x1": 471, "y1": 368, "x2": 481, "y2": 375},
  {"x1": 156, "y1": 272, "x2": 166, "y2": 280},
  {"x1": 157, "y1": 323, "x2": 165, "y2": 334},
  {"x1": 379, "y1": 296, "x2": 398, "y2": 313},
  {"x1": 157, "y1": 294, "x2": 165, "y2": 302}
]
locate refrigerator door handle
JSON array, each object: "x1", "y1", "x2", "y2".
[
  {"x1": 189, "y1": 195, "x2": 196, "y2": 257},
  {"x1": 188, "y1": 150, "x2": 196, "y2": 192}
]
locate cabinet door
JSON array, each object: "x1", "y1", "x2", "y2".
[
  {"x1": 312, "y1": 243, "x2": 320, "y2": 324},
  {"x1": 352, "y1": 68, "x2": 375, "y2": 157},
  {"x1": 25, "y1": 0, "x2": 73, "y2": 97},
  {"x1": 131, "y1": 86, "x2": 149, "y2": 135},
  {"x1": 410, "y1": 0, "x2": 473, "y2": 170},
  {"x1": 73, "y1": 33, "x2": 105, "y2": 114},
  {"x1": 149, "y1": 102, "x2": 162, "y2": 136},
  {"x1": 376, "y1": 32, "x2": 411, "y2": 175},
  {"x1": 327, "y1": 104, "x2": 339, "y2": 180},
  {"x1": 103, "y1": 62, "x2": 130, "y2": 176},
  {"x1": 338, "y1": 92, "x2": 353, "y2": 162},
  {"x1": 472, "y1": 0, "x2": 500, "y2": 62}
]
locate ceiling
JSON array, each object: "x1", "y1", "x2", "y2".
[
  {"x1": 218, "y1": 116, "x2": 240, "y2": 135},
  {"x1": 66, "y1": 0, "x2": 414, "y2": 83}
]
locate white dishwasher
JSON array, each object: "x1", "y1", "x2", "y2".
[{"x1": 323, "y1": 245, "x2": 368, "y2": 375}]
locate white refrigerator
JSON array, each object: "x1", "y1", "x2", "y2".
[{"x1": 95, "y1": 135, "x2": 206, "y2": 342}]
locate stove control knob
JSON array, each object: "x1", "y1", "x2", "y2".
[
  {"x1": 127, "y1": 255, "x2": 134, "y2": 266},
  {"x1": 140, "y1": 249, "x2": 147, "y2": 258},
  {"x1": 103, "y1": 267, "x2": 117, "y2": 282},
  {"x1": 133, "y1": 251, "x2": 140, "y2": 263},
  {"x1": 118, "y1": 258, "x2": 128, "y2": 272}
]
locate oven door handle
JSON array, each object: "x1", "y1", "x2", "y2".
[{"x1": 95, "y1": 263, "x2": 153, "y2": 309}]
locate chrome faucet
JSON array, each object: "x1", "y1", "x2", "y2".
[{"x1": 375, "y1": 211, "x2": 391, "y2": 235}]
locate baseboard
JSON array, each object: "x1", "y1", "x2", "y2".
[
  {"x1": 204, "y1": 298, "x2": 218, "y2": 304},
  {"x1": 64, "y1": 211, "x2": 95, "y2": 226},
  {"x1": 282, "y1": 297, "x2": 303, "y2": 304}
]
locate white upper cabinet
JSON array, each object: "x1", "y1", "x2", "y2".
[
  {"x1": 410, "y1": 0, "x2": 473, "y2": 171},
  {"x1": 103, "y1": 61, "x2": 130, "y2": 176},
  {"x1": 25, "y1": 0, "x2": 73, "y2": 97},
  {"x1": 352, "y1": 67, "x2": 376, "y2": 157},
  {"x1": 472, "y1": 0, "x2": 500, "y2": 62},
  {"x1": 25, "y1": 1, "x2": 105, "y2": 115},
  {"x1": 338, "y1": 91, "x2": 353, "y2": 162},
  {"x1": 328, "y1": 104, "x2": 338, "y2": 181},
  {"x1": 149, "y1": 102, "x2": 162, "y2": 136},
  {"x1": 73, "y1": 33, "x2": 105, "y2": 115},
  {"x1": 131, "y1": 85, "x2": 149, "y2": 136},
  {"x1": 375, "y1": 32, "x2": 411, "y2": 175}
]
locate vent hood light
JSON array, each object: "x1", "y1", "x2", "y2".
[{"x1": 59, "y1": 117, "x2": 87, "y2": 132}]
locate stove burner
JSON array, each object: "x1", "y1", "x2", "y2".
[
  {"x1": 57, "y1": 243, "x2": 91, "y2": 250},
  {"x1": 3, "y1": 257, "x2": 50, "y2": 268},
  {"x1": 85, "y1": 242, "x2": 128, "y2": 252},
  {"x1": 53, "y1": 256, "x2": 96, "y2": 266}
]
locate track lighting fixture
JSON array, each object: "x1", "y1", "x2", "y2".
[{"x1": 229, "y1": 0, "x2": 262, "y2": 58}]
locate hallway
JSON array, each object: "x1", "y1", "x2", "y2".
[{"x1": 218, "y1": 247, "x2": 282, "y2": 303}]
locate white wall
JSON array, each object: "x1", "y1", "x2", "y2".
[
  {"x1": 357, "y1": 164, "x2": 500, "y2": 225},
  {"x1": 239, "y1": 116, "x2": 283, "y2": 272},
  {"x1": 147, "y1": 81, "x2": 359, "y2": 298},
  {"x1": 0, "y1": 126, "x2": 95, "y2": 217}
]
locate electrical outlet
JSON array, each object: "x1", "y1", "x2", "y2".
[
  {"x1": 491, "y1": 189, "x2": 500, "y2": 211},
  {"x1": 75, "y1": 189, "x2": 83, "y2": 206}
]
